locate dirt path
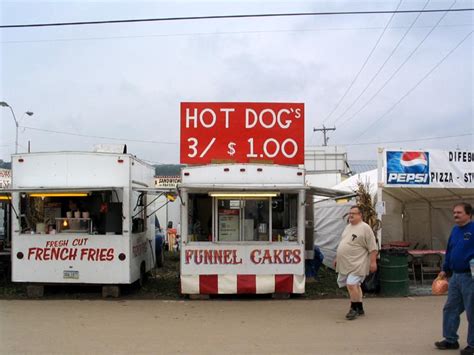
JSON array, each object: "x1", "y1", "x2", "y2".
[{"x1": 0, "y1": 296, "x2": 469, "y2": 354}]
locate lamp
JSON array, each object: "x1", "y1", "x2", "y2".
[{"x1": 0, "y1": 101, "x2": 34, "y2": 154}]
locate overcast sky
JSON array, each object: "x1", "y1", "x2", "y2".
[{"x1": 1, "y1": 0, "x2": 473, "y2": 164}]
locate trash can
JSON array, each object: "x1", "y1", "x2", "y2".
[{"x1": 379, "y1": 248, "x2": 409, "y2": 296}]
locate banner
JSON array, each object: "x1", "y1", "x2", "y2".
[
  {"x1": 384, "y1": 149, "x2": 474, "y2": 188},
  {"x1": 180, "y1": 102, "x2": 304, "y2": 165}
]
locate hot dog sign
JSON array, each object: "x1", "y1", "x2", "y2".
[{"x1": 180, "y1": 102, "x2": 304, "y2": 165}]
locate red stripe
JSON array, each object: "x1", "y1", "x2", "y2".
[
  {"x1": 199, "y1": 275, "x2": 218, "y2": 294},
  {"x1": 237, "y1": 275, "x2": 256, "y2": 294},
  {"x1": 275, "y1": 274, "x2": 293, "y2": 293}
]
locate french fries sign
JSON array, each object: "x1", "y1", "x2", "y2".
[{"x1": 180, "y1": 102, "x2": 304, "y2": 165}]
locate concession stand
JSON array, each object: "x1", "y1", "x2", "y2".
[
  {"x1": 179, "y1": 102, "x2": 306, "y2": 295},
  {"x1": 6, "y1": 146, "x2": 169, "y2": 296},
  {"x1": 377, "y1": 148, "x2": 474, "y2": 249}
]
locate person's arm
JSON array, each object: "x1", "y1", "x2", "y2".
[
  {"x1": 369, "y1": 250, "x2": 378, "y2": 273},
  {"x1": 440, "y1": 231, "x2": 454, "y2": 278}
]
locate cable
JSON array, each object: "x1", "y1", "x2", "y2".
[
  {"x1": 21, "y1": 125, "x2": 178, "y2": 145},
  {"x1": 1, "y1": 23, "x2": 472, "y2": 45},
  {"x1": 341, "y1": 133, "x2": 472, "y2": 146},
  {"x1": 337, "y1": 0, "x2": 458, "y2": 127},
  {"x1": 354, "y1": 30, "x2": 473, "y2": 140},
  {"x1": 1, "y1": 8, "x2": 473, "y2": 28},
  {"x1": 322, "y1": 0, "x2": 403, "y2": 125},
  {"x1": 331, "y1": 0, "x2": 431, "y2": 126}
]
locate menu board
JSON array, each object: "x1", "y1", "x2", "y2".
[{"x1": 218, "y1": 210, "x2": 240, "y2": 241}]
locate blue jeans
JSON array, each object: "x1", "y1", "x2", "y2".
[{"x1": 443, "y1": 273, "x2": 474, "y2": 346}]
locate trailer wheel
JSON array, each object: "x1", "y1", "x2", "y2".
[{"x1": 139, "y1": 262, "x2": 148, "y2": 288}]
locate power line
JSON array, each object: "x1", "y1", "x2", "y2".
[
  {"x1": 21, "y1": 126, "x2": 178, "y2": 145},
  {"x1": 2, "y1": 23, "x2": 472, "y2": 45},
  {"x1": 1, "y1": 8, "x2": 473, "y2": 28},
  {"x1": 341, "y1": 133, "x2": 472, "y2": 146},
  {"x1": 337, "y1": 0, "x2": 458, "y2": 127},
  {"x1": 331, "y1": 0, "x2": 431, "y2": 126},
  {"x1": 354, "y1": 29, "x2": 473, "y2": 140},
  {"x1": 321, "y1": 0, "x2": 403, "y2": 125}
]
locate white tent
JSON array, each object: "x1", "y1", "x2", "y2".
[
  {"x1": 378, "y1": 148, "x2": 474, "y2": 249},
  {"x1": 313, "y1": 148, "x2": 474, "y2": 267},
  {"x1": 313, "y1": 170, "x2": 378, "y2": 268}
]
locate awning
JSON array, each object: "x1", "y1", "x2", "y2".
[{"x1": 307, "y1": 186, "x2": 358, "y2": 199}]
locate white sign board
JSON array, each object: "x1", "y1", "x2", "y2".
[
  {"x1": 383, "y1": 149, "x2": 474, "y2": 188},
  {"x1": 155, "y1": 176, "x2": 181, "y2": 188}
]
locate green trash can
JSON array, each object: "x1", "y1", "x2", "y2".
[{"x1": 379, "y1": 249, "x2": 409, "y2": 296}]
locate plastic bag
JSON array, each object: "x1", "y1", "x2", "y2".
[
  {"x1": 432, "y1": 275, "x2": 449, "y2": 295},
  {"x1": 362, "y1": 271, "x2": 380, "y2": 293}
]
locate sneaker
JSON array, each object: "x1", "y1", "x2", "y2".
[
  {"x1": 434, "y1": 340, "x2": 460, "y2": 350},
  {"x1": 358, "y1": 309, "x2": 365, "y2": 316},
  {"x1": 461, "y1": 346, "x2": 474, "y2": 355},
  {"x1": 345, "y1": 308, "x2": 359, "y2": 320}
]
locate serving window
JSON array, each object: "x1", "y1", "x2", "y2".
[
  {"x1": 187, "y1": 192, "x2": 298, "y2": 242},
  {"x1": 18, "y1": 190, "x2": 123, "y2": 235}
]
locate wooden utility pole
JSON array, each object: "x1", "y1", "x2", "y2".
[{"x1": 313, "y1": 126, "x2": 336, "y2": 146}]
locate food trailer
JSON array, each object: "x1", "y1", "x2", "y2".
[
  {"x1": 7, "y1": 146, "x2": 163, "y2": 297},
  {"x1": 179, "y1": 102, "x2": 306, "y2": 295}
]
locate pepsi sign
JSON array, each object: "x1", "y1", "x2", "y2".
[{"x1": 386, "y1": 151, "x2": 430, "y2": 185}]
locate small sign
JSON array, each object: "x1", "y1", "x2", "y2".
[{"x1": 63, "y1": 270, "x2": 79, "y2": 279}]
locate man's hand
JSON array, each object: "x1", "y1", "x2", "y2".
[
  {"x1": 438, "y1": 271, "x2": 447, "y2": 279},
  {"x1": 369, "y1": 261, "x2": 377, "y2": 273}
]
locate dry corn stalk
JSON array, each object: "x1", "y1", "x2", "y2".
[{"x1": 355, "y1": 181, "x2": 381, "y2": 235}]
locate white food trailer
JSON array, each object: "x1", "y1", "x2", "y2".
[
  {"x1": 179, "y1": 164, "x2": 307, "y2": 295},
  {"x1": 8, "y1": 148, "x2": 161, "y2": 296}
]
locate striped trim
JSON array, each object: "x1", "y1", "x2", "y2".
[{"x1": 181, "y1": 274, "x2": 305, "y2": 295}]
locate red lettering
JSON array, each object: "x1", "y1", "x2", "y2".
[
  {"x1": 80, "y1": 248, "x2": 88, "y2": 260},
  {"x1": 195, "y1": 250, "x2": 203, "y2": 265},
  {"x1": 36, "y1": 248, "x2": 44, "y2": 261},
  {"x1": 283, "y1": 249, "x2": 292, "y2": 263},
  {"x1": 43, "y1": 248, "x2": 51, "y2": 261},
  {"x1": 250, "y1": 249, "x2": 261, "y2": 264},
  {"x1": 107, "y1": 248, "x2": 114, "y2": 261},
  {"x1": 51, "y1": 248, "x2": 60, "y2": 260},
  {"x1": 28, "y1": 248, "x2": 36, "y2": 260},
  {"x1": 232, "y1": 250, "x2": 243, "y2": 264},
  {"x1": 99, "y1": 248, "x2": 107, "y2": 261},
  {"x1": 88, "y1": 249, "x2": 97, "y2": 261},
  {"x1": 292, "y1": 249, "x2": 302, "y2": 264},
  {"x1": 185, "y1": 250, "x2": 193, "y2": 264},
  {"x1": 224, "y1": 250, "x2": 232, "y2": 264},
  {"x1": 204, "y1": 250, "x2": 213, "y2": 264},
  {"x1": 69, "y1": 248, "x2": 77, "y2": 260},
  {"x1": 273, "y1": 249, "x2": 283, "y2": 264},
  {"x1": 262, "y1": 249, "x2": 273, "y2": 264},
  {"x1": 214, "y1": 250, "x2": 223, "y2": 264}
]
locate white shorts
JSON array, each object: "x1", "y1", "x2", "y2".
[{"x1": 337, "y1": 273, "x2": 365, "y2": 288}]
